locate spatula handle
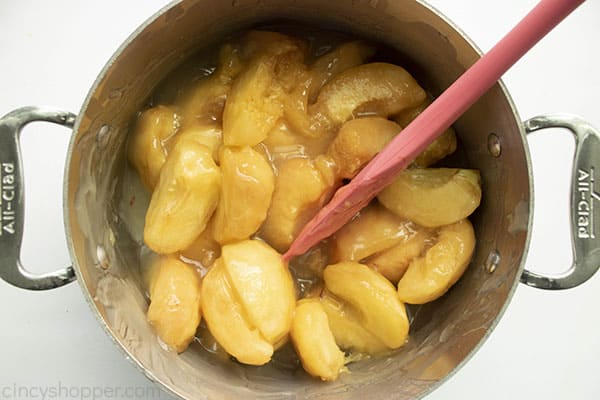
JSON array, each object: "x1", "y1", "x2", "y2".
[{"x1": 283, "y1": 0, "x2": 586, "y2": 261}]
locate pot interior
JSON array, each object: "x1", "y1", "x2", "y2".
[{"x1": 65, "y1": 1, "x2": 531, "y2": 399}]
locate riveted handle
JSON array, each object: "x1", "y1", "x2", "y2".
[
  {"x1": 521, "y1": 114, "x2": 600, "y2": 289},
  {"x1": 0, "y1": 106, "x2": 77, "y2": 290}
]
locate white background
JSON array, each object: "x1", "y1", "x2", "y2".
[{"x1": 1, "y1": 1, "x2": 599, "y2": 399}]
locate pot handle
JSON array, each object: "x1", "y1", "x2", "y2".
[
  {"x1": 521, "y1": 114, "x2": 600, "y2": 289},
  {"x1": 0, "y1": 106, "x2": 77, "y2": 290}
]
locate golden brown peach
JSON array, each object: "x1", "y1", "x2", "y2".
[
  {"x1": 332, "y1": 203, "x2": 417, "y2": 262},
  {"x1": 201, "y1": 259, "x2": 273, "y2": 365},
  {"x1": 320, "y1": 292, "x2": 388, "y2": 355},
  {"x1": 212, "y1": 146, "x2": 274, "y2": 244},
  {"x1": 128, "y1": 105, "x2": 179, "y2": 190},
  {"x1": 147, "y1": 256, "x2": 202, "y2": 353},
  {"x1": 220, "y1": 240, "x2": 296, "y2": 344},
  {"x1": 261, "y1": 156, "x2": 337, "y2": 252},
  {"x1": 366, "y1": 224, "x2": 433, "y2": 283},
  {"x1": 328, "y1": 117, "x2": 400, "y2": 179},
  {"x1": 290, "y1": 298, "x2": 345, "y2": 381},
  {"x1": 323, "y1": 262, "x2": 409, "y2": 349},
  {"x1": 308, "y1": 41, "x2": 376, "y2": 103},
  {"x1": 314, "y1": 63, "x2": 426, "y2": 125},
  {"x1": 397, "y1": 219, "x2": 475, "y2": 304},
  {"x1": 378, "y1": 168, "x2": 481, "y2": 228},
  {"x1": 144, "y1": 138, "x2": 221, "y2": 254}
]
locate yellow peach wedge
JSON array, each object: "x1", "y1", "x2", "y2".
[
  {"x1": 397, "y1": 219, "x2": 476, "y2": 304},
  {"x1": 378, "y1": 168, "x2": 481, "y2": 228},
  {"x1": 328, "y1": 117, "x2": 400, "y2": 179},
  {"x1": 201, "y1": 240, "x2": 296, "y2": 365},
  {"x1": 332, "y1": 203, "x2": 418, "y2": 263},
  {"x1": 320, "y1": 292, "x2": 388, "y2": 355},
  {"x1": 127, "y1": 105, "x2": 179, "y2": 190},
  {"x1": 313, "y1": 62, "x2": 426, "y2": 126},
  {"x1": 147, "y1": 256, "x2": 202, "y2": 353},
  {"x1": 212, "y1": 146, "x2": 275, "y2": 244},
  {"x1": 261, "y1": 156, "x2": 337, "y2": 252},
  {"x1": 290, "y1": 298, "x2": 346, "y2": 381},
  {"x1": 323, "y1": 262, "x2": 409, "y2": 349},
  {"x1": 144, "y1": 137, "x2": 221, "y2": 254},
  {"x1": 366, "y1": 224, "x2": 434, "y2": 284}
]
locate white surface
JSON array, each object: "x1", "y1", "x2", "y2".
[{"x1": 0, "y1": 1, "x2": 598, "y2": 399}]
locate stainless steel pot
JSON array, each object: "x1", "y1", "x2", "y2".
[{"x1": 1, "y1": 1, "x2": 598, "y2": 399}]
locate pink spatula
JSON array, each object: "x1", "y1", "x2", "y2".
[{"x1": 283, "y1": 0, "x2": 586, "y2": 262}]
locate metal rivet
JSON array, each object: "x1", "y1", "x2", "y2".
[
  {"x1": 96, "y1": 124, "x2": 110, "y2": 149},
  {"x1": 96, "y1": 245, "x2": 109, "y2": 270},
  {"x1": 484, "y1": 249, "x2": 501, "y2": 274},
  {"x1": 109, "y1": 88, "x2": 123, "y2": 99},
  {"x1": 487, "y1": 133, "x2": 502, "y2": 157}
]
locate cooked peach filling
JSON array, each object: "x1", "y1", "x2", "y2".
[{"x1": 127, "y1": 30, "x2": 481, "y2": 381}]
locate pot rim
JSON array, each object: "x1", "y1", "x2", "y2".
[{"x1": 62, "y1": 1, "x2": 534, "y2": 399}]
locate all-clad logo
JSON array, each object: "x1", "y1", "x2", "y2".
[
  {"x1": 1, "y1": 162, "x2": 16, "y2": 235},
  {"x1": 576, "y1": 167, "x2": 599, "y2": 239}
]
